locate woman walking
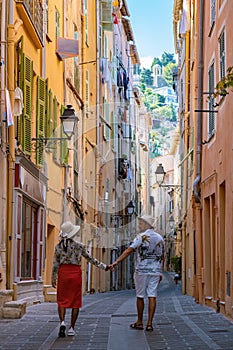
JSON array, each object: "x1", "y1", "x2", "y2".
[{"x1": 52, "y1": 221, "x2": 108, "y2": 337}]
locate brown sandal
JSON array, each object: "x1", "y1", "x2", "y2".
[{"x1": 130, "y1": 322, "x2": 144, "y2": 330}]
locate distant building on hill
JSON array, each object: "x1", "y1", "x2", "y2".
[{"x1": 152, "y1": 64, "x2": 178, "y2": 108}]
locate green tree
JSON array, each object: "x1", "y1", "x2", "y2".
[
  {"x1": 161, "y1": 52, "x2": 176, "y2": 66},
  {"x1": 152, "y1": 94, "x2": 165, "y2": 108},
  {"x1": 151, "y1": 57, "x2": 162, "y2": 71},
  {"x1": 213, "y1": 65, "x2": 233, "y2": 97},
  {"x1": 150, "y1": 130, "x2": 162, "y2": 157},
  {"x1": 138, "y1": 82, "x2": 146, "y2": 93},
  {"x1": 142, "y1": 88, "x2": 154, "y2": 110},
  {"x1": 163, "y1": 62, "x2": 178, "y2": 87},
  {"x1": 140, "y1": 68, "x2": 153, "y2": 86},
  {"x1": 152, "y1": 104, "x2": 176, "y2": 122}
]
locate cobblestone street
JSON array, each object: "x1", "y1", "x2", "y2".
[{"x1": 1, "y1": 272, "x2": 233, "y2": 349}]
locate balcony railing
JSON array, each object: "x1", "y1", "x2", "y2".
[{"x1": 16, "y1": 0, "x2": 43, "y2": 45}]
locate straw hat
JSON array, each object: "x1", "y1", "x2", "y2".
[
  {"x1": 138, "y1": 215, "x2": 155, "y2": 228},
  {"x1": 59, "y1": 221, "x2": 81, "y2": 242}
]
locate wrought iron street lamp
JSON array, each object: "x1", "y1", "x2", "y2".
[
  {"x1": 155, "y1": 163, "x2": 182, "y2": 191},
  {"x1": 110, "y1": 200, "x2": 135, "y2": 227},
  {"x1": 60, "y1": 105, "x2": 78, "y2": 139},
  {"x1": 32, "y1": 105, "x2": 78, "y2": 147},
  {"x1": 169, "y1": 215, "x2": 175, "y2": 230}
]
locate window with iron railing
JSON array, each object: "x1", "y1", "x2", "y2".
[{"x1": 16, "y1": 0, "x2": 43, "y2": 43}]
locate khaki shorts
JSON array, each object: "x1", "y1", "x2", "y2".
[{"x1": 134, "y1": 272, "x2": 161, "y2": 298}]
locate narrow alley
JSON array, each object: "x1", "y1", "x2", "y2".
[{"x1": 1, "y1": 272, "x2": 233, "y2": 350}]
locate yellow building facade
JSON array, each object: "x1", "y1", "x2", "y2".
[{"x1": 0, "y1": 0, "x2": 147, "y2": 318}]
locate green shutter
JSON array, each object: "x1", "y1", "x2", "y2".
[
  {"x1": 60, "y1": 105, "x2": 68, "y2": 164},
  {"x1": 45, "y1": 89, "x2": 53, "y2": 152},
  {"x1": 21, "y1": 54, "x2": 33, "y2": 155},
  {"x1": 36, "y1": 77, "x2": 46, "y2": 165},
  {"x1": 53, "y1": 96, "x2": 58, "y2": 160}
]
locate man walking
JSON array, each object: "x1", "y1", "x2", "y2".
[{"x1": 109, "y1": 215, "x2": 164, "y2": 331}]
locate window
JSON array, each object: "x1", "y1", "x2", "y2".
[
  {"x1": 84, "y1": 0, "x2": 88, "y2": 44},
  {"x1": 74, "y1": 25, "x2": 80, "y2": 91},
  {"x1": 208, "y1": 62, "x2": 215, "y2": 137},
  {"x1": 21, "y1": 202, "x2": 39, "y2": 279},
  {"x1": 55, "y1": 8, "x2": 60, "y2": 38},
  {"x1": 46, "y1": 0, "x2": 49, "y2": 35},
  {"x1": 219, "y1": 29, "x2": 225, "y2": 80},
  {"x1": 210, "y1": 0, "x2": 216, "y2": 29}
]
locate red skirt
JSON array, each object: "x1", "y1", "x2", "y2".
[{"x1": 57, "y1": 264, "x2": 82, "y2": 308}]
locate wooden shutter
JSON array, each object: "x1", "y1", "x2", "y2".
[
  {"x1": 21, "y1": 54, "x2": 33, "y2": 154},
  {"x1": 36, "y1": 77, "x2": 46, "y2": 165},
  {"x1": 46, "y1": 89, "x2": 53, "y2": 141},
  {"x1": 53, "y1": 96, "x2": 58, "y2": 160}
]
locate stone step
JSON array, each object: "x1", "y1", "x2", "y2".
[{"x1": 2, "y1": 300, "x2": 27, "y2": 319}]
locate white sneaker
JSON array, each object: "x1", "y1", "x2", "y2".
[
  {"x1": 58, "y1": 321, "x2": 66, "y2": 337},
  {"x1": 67, "y1": 327, "x2": 75, "y2": 336}
]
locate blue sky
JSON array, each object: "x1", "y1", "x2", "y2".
[{"x1": 126, "y1": 0, "x2": 175, "y2": 68}]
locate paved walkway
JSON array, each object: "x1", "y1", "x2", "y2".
[{"x1": 1, "y1": 272, "x2": 233, "y2": 349}]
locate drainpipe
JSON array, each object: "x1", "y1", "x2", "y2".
[
  {"x1": 193, "y1": 0, "x2": 204, "y2": 305},
  {"x1": 1, "y1": 0, "x2": 7, "y2": 285},
  {"x1": 6, "y1": 0, "x2": 15, "y2": 289},
  {"x1": 181, "y1": 29, "x2": 190, "y2": 295},
  {"x1": 193, "y1": 0, "x2": 204, "y2": 203},
  {"x1": 96, "y1": 0, "x2": 100, "y2": 228}
]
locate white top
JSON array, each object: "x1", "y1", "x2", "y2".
[{"x1": 130, "y1": 229, "x2": 164, "y2": 275}]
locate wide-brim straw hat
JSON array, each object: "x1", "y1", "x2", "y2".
[
  {"x1": 59, "y1": 221, "x2": 81, "y2": 242},
  {"x1": 138, "y1": 215, "x2": 155, "y2": 228}
]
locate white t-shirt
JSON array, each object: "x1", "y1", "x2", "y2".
[{"x1": 130, "y1": 229, "x2": 164, "y2": 275}]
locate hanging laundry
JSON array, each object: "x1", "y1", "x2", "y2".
[
  {"x1": 179, "y1": 0, "x2": 190, "y2": 35},
  {"x1": 5, "y1": 88, "x2": 14, "y2": 127},
  {"x1": 112, "y1": 13, "x2": 118, "y2": 24},
  {"x1": 122, "y1": 69, "x2": 129, "y2": 100},
  {"x1": 101, "y1": 58, "x2": 110, "y2": 84},
  {"x1": 14, "y1": 87, "x2": 24, "y2": 116},
  {"x1": 127, "y1": 165, "x2": 132, "y2": 181}
]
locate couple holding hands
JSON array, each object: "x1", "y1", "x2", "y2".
[{"x1": 52, "y1": 215, "x2": 164, "y2": 337}]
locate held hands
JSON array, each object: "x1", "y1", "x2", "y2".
[
  {"x1": 108, "y1": 261, "x2": 118, "y2": 271},
  {"x1": 105, "y1": 262, "x2": 118, "y2": 271}
]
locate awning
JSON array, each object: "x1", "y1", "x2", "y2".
[{"x1": 57, "y1": 38, "x2": 79, "y2": 59}]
